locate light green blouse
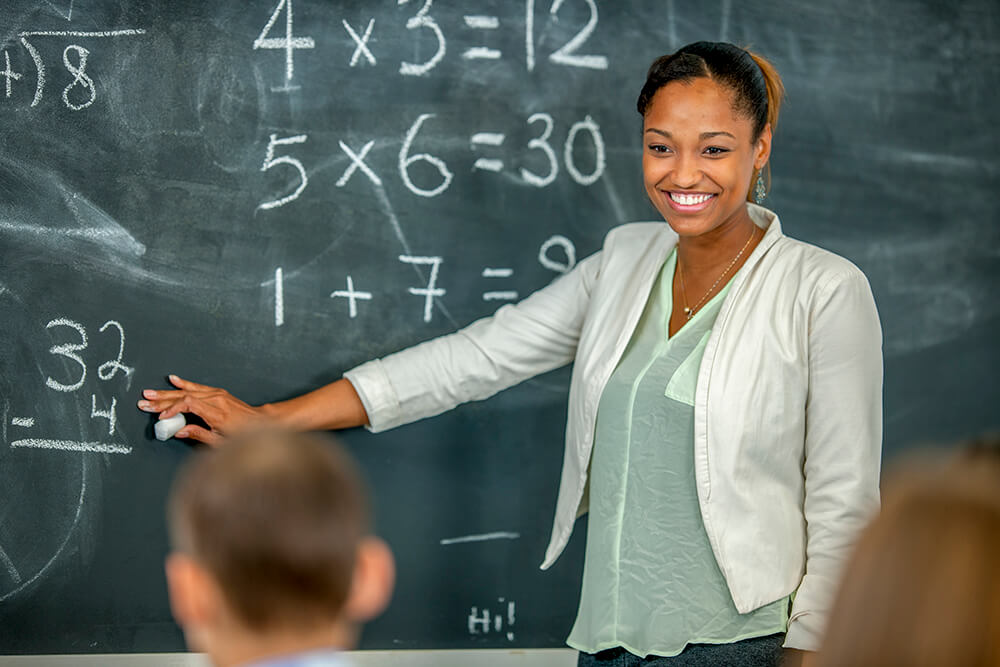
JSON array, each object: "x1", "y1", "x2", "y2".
[{"x1": 567, "y1": 249, "x2": 788, "y2": 657}]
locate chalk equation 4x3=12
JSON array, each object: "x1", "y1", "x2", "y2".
[
  {"x1": 256, "y1": 0, "x2": 608, "y2": 91},
  {"x1": 2, "y1": 0, "x2": 608, "y2": 107}
]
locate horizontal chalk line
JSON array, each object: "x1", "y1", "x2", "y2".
[
  {"x1": 483, "y1": 291, "x2": 518, "y2": 301},
  {"x1": 482, "y1": 268, "x2": 513, "y2": 278},
  {"x1": 474, "y1": 158, "x2": 504, "y2": 172},
  {"x1": 471, "y1": 132, "x2": 505, "y2": 146},
  {"x1": 11, "y1": 417, "x2": 35, "y2": 427},
  {"x1": 464, "y1": 15, "x2": 500, "y2": 29},
  {"x1": 19, "y1": 29, "x2": 146, "y2": 37},
  {"x1": 463, "y1": 47, "x2": 502, "y2": 60},
  {"x1": 440, "y1": 532, "x2": 520, "y2": 545},
  {"x1": 11, "y1": 439, "x2": 131, "y2": 454}
]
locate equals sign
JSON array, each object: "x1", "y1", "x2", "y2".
[
  {"x1": 462, "y1": 15, "x2": 502, "y2": 60},
  {"x1": 482, "y1": 267, "x2": 517, "y2": 301},
  {"x1": 471, "y1": 133, "x2": 505, "y2": 173}
]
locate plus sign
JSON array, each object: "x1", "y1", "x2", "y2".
[
  {"x1": 1, "y1": 50, "x2": 23, "y2": 98},
  {"x1": 330, "y1": 275, "x2": 373, "y2": 319}
]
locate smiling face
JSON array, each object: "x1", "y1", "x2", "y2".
[{"x1": 642, "y1": 77, "x2": 771, "y2": 241}]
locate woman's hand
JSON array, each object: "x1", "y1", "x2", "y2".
[
  {"x1": 138, "y1": 376, "x2": 370, "y2": 445},
  {"x1": 137, "y1": 375, "x2": 263, "y2": 446}
]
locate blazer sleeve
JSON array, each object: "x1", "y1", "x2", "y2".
[
  {"x1": 344, "y1": 251, "x2": 603, "y2": 433},
  {"x1": 784, "y1": 265, "x2": 883, "y2": 650}
]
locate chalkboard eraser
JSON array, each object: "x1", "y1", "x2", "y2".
[{"x1": 154, "y1": 413, "x2": 186, "y2": 441}]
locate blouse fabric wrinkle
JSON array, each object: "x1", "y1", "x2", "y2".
[{"x1": 344, "y1": 204, "x2": 883, "y2": 651}]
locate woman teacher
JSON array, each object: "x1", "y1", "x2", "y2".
[{"x1": 139, "y1": 42, "x2": 882, "y2": 666}]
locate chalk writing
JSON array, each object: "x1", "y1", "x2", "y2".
[
  {"x1": 90, "y1": 394, "x2": 116, "y2": 435},
  {"x1": 60, "y1": 45, "x2": 94, "y2": 110},
  {"x1": 462, "y1": 13, "x2": 501, "y2": 60},
  {"x1": 1, "y1": 50, "x2": 22, "y2": 98},
  {"x1": 28, "y1": 317, "x2": 134, "y2": 450},
  {"x1": 399, "y1": 114, "x2": 454, "y2": 197},
  {"x1": 330, "y1": 276, "x2": 373, "y2": 319},
  {"x1": 440, "y1": 532, "x2": 521, "y2": 545},
  {"x1": 538, "y1": 235, "x2": 577, "y2": 274},
  {"x1": 263, "y1": 236, "x2": 578, "y2": 324},
  {"x1": 10, "y1": 439, "x2": 130, "y2": 455},
  {"x1": 96, "y1": 320, "x2": 133, "y2": 385},
  {"x1": 17, "y1": 29, "x2": 146, "y2": 108},
  {"x1": 527, "y1": 0, "x2": 608, "y2": 71},
  {"x1": 564, "y1": 115, "x2": 606, "y2": 185},
  {"x1": 399, "y1": 256, "x2": 446, "y2": 323},
  {"x1": 254, "y1": 0, "x2": 315, "y2": 88},
  {"x1": 45, "y1": 318, "x2": 88, "y2": 393},
  {"x1": 472, "y1": 132, "x2": 506, "y2": 173},
  {"x1": 275, "y1": 267, "x2": 285, "y2": 327},
  {"x1": 398, "y1": 0, "x2": 446, "y2": 76},
  {"x1": 343, "y1": 18, "x2": 376, "y2": 67},
  {"x1": 337, "y1": 139, "x2": 381, "y2": 187},
  {"x1": 547, "y1": 0, "x2": 608, "y2": 70},
  {"x1": 522, "y1": 113, "x2": 559, "y2": 187},
  {"x1": 259, "y1": 133, "x2": 309, "y2": 210},
  {"x1": 43, "y1": 0, "x2": 75, "y2": 22},
  {"x1": 468, "y1": 598, "x2": 517, "y2": 641},
  {"x1": 482, "y1": 268, "x2": 518, "y2": 302}
]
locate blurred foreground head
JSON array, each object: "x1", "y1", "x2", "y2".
[
  {"x1": 165, "y1": 429, "x2": 394, "y2": 664},
  {"x1": 819, "y1": 436, "x2": 1000, "y2": 667}
]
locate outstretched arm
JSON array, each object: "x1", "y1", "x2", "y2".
[{"x1": 138, "y1": 375, "x2": 369, "y2": 446}]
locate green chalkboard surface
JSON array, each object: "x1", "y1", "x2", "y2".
[{"x1": 1, "y1": 0, "x2": 998, "y2": 655}]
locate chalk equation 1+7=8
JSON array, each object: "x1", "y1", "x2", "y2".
[{"x1": 270, "y1": 236, "x2": 577, "y2": 327}]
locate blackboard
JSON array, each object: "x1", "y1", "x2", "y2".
[{"x1": 1, "y1": 0, "x2": 997, "y2": 656}]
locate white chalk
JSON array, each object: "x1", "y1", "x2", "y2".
[{"x1": 154, "y1": 413, "x2": 186, "y2": 441}]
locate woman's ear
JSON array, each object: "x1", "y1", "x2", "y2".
[
  {"x1": 754, "y1": 123, "x2": 773, "y2": 171},
  {"x1": 343, "y1": 537, "x2": 396, "y2": 623}
]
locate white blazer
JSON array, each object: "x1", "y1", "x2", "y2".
[{"x1": 345, "y1": 204, "x2": 883, "y2": 651}]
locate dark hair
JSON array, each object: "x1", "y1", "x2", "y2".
[
  {"x1": 167, "y1": 429, "x2": 369, "y2": 631},
  {"x1": 636, "y1": 41, "x2": 783, "y2": 142}
]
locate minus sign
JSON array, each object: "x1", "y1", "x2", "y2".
[{"x1": 270, "y1": 84, "x2": 302, "y2": 93}]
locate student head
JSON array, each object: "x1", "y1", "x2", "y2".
[
  {"x1": 636, "y1": 42, "x2": 785, "y2": 237},
  {"x1": 165, "y1": 429, "x2": 394, "y2": 667},
  {"x1": 818, "y1": 437, "x2": 1000, "y2": 667}
]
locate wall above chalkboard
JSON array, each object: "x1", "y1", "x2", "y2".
[{"x1": 1, "y1": 0, "x2": 997, "y2": 656}]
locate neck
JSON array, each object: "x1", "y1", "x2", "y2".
[
  {"x1": 203, "y1": 620, "x2": 355, "y2": 667},
  {"x1": 676, "y1": 205, "x2": 758, "y2": 270}
]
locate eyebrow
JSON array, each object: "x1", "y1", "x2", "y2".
[{"x1": 644, "y1": 129, "x2": 737, "y2": 141}]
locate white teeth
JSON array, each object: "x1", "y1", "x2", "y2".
[{"x1": 670, "y1": 192, "x2": 713, "y2": 205}]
